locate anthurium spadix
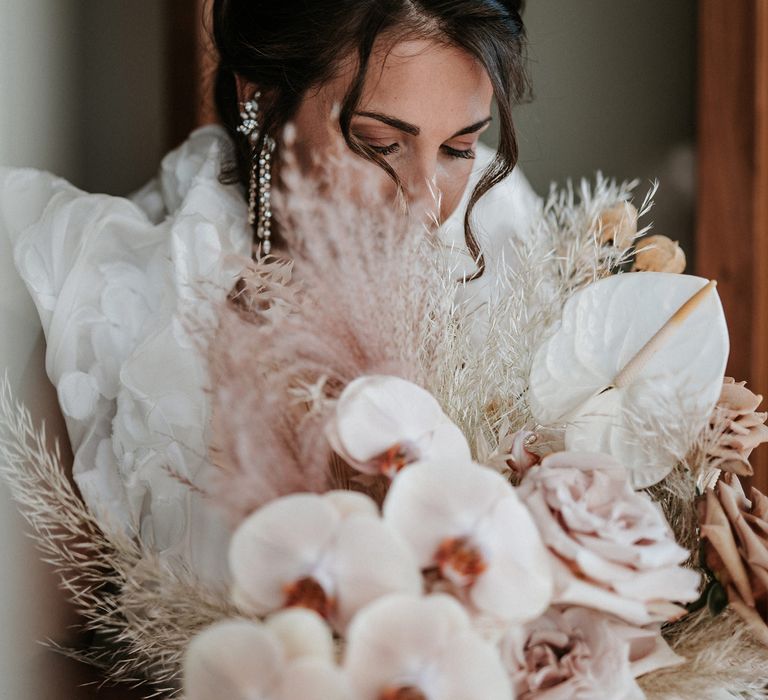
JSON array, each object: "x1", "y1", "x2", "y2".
[{"x1": 528, "y1": 273, "x2": 729, "y2": 488}]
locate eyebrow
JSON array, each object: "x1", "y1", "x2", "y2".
[{"x1": 355, "y1": 111, "x2": 492, "y2": 138}]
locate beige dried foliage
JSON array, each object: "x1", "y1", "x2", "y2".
[
  {"x1": 631, "y1": 234, "x2": 686, "y2": 273},
  {"x1": 436, "y1": 175, "x2": 655, "y2": 465},
  {"x1": 647, "y1": 378, "x2": 768, "y2": 557},
  {"x1": 0, "y1": 375, "x2": 235, "y2": 698},
  {"x1": 705, "y1": 378, "x2": 768, "y2": 478},
  {"x1": 639, "y1": 608, "x2": 768, "y2": 699},
  {"x1": 597, "y1": 201, "x2": 639, "y2": 248},
  {"x1": 611, "y1": 381, "x2": 718, "y2": 556},
  {"x1": 700, "y1": 472, "x2": 768, "y2": 647},
  {"x1": 645, "y1": 399, "x2": 768, "y2": 694}
]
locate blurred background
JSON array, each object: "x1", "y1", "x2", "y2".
[
  {"x1": 509, "y1": 0, "x2": 697, "y2": 255},
  {"x1": 0, "y1": 3, "x2": 167, "y2": 697},
  {"x1": 1, "y1": 1, "x2": 766, "y2": 698},
  {"x1": 0, "y1": 0, "x2": 699, "y2": 250},
  {"x1": 0, "y1": 1, "x2": 167, "y2": 194}
]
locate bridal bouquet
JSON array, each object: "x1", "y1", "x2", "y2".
[{"x1": 3, "y1": 142, "x2": 768, "y2": 699}]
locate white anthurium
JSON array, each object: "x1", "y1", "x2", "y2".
[
  {"x1": 229, "y1": 490, "x2": 422, "y2": 630},
  {"x1": 528, "y1": 272, "x2": 729, "y2": 488},
  {"x1": 383, "y1": 460, "x2": 552, "y2": 624},
  {"x1": 184, "y1": 611, "x2": 351, "y2": 700},
  {"x1": 343, "y1": 593, "x2": 513, "y2": 700},
  {"x1": 325, "y1": 375, "x2": 472, "y2": 477}
]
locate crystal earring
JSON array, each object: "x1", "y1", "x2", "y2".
[{"x1": 237, "y1": 91, "x2": 276, "y2": 255}]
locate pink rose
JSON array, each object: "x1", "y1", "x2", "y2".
[
  {"x1": 517, "y1": 451, "x2": 700, "y2": 625},
  {"x1": 501, "y1": 606, "x2": 682, "y2": 700}
]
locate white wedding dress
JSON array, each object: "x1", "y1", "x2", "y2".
[{"x1": 0, "y1": 125, "x2": 540, "y2": 584}]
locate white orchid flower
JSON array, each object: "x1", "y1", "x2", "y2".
[
  {"x1": 325, "y1": 375, "x2": 471, "y2": 477},
  {"x1": 383, "y1": 461, "x2": 552, "y2": 624},
  {"x1": 184, "y1": 610, "x2": 351, "y2": 700},
  {"x1": 229, "y1": 490, "x2": 422, "y2": 630},
  {"x1": 344, "y1": 593, "x2": 512, "y2": 700}
]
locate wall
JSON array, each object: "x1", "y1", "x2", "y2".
[
  {"x1": 1, "y1": 1, "x2": 167, "y2": 194},
  {"x1": 1, "y1": 3, "x2": 84, "y2": 697},
  {"x1": 78, "y1": 1, "x2": 167, "y2": 195},
  {"x1": 486, "y1": 0, "x2": 698, "y2": 256},
  {"x1": 0, "y1": 1, "x2": 167, "y2": 697}
]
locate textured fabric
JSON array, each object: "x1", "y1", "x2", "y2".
[{"x1": 0, "y1": 124, "x2": 541, "y2": 583}]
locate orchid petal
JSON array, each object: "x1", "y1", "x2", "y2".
[
  {"x1": 184, "y1": 619, "x2": 283, "y2": 700},
  {"x1": 276, "y1": 659, "x2": 352, "y2": 700},
  {"x1": 333, "y1": 513, "x2": 423, "y2": 627},
  {"x1": 329, "y1": 375, "x2": 448, "y2": 462},
  {"x1": 229, "y1": 494, "x2": 341, "y2": 615},
  {"x1": 344, "y1": 594, "x2": 510, "y2": 700},
  {"x1": 265, "y1": 608, "x2": 335, "y2": 663},
  {"x1": 383, "y1": 461, "x2": 509, "y2": 566}
]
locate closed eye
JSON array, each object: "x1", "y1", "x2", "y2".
[
  {"x1": 365, "y1": 143, "x2": 474, "y2": 159},
  {"x1": 442, "y1": 145, "x2": 475, "y2": 160},
  {"x1": 368, "y1": 142, "x2": 400, "y2": 156}
]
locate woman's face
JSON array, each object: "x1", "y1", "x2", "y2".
[{"x1": 290, "y1": 37, "x2": 495, "y2": 224}]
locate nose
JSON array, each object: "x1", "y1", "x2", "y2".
[{"x1": 402, "y1": 153, "x2": 439, "y2": 207}]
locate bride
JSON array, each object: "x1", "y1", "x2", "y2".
[{"x1": 1, "y1": 0, "x2": 538, "y2": 584}]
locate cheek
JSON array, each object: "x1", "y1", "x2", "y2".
[
  {"x1": 290, "y1": 105, "x2": 335, "y2": 174},
  {"x1": 288, "y1": 94, "x2": 398, "y2": 204},
  {"x1": 292, "y1": 118, "x2": 400, "y2": 206}
]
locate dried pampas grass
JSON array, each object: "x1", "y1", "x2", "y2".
[
  {"x1": 433, "y1": 174, "x2": 656, "y2": 465},
  {"x1": 206, "y1": 165, "x2": 659, "y2": 521},
  {"x1": 640, "y1": 609, "x2": 768, "y2": 699},
  {"x1": 206, "y1": 138, "x2": 457, "y2": 520},
  {"x1": 0, "y1": 375, "x2": 235, "y2": 698}
]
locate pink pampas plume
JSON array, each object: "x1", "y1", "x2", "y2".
[{"x1": 206, "y1": 130, "x2": 454, "y2": 523}]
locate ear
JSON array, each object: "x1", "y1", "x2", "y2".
[
  {"x1": 235, "y1": 75, "x2": 259, "y2": 104},
  {"x1": 235, "y1": 76, "x2": 275, "y2": 112}
]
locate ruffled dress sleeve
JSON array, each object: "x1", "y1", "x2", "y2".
[
  {"x1": 0, "y1": 126, "x2": 251, "y2": 582},
  {"x1": 440, "y1": 142, "x2": 543, "y2": 340}
]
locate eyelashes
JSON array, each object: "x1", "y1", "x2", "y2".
[
  {"x1": 441, "y1": 145, "x2": 476, "y2": 160},
  {"x1": 365, "y1": 142, "x2": 476, "y2": 160},
  {"x1": 369, "y1": 143, "x2": 400, "y2": 156}
]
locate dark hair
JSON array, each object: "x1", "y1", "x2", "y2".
[{"x1": 212, "y1": 0, "x2": 528, "y2": 278}]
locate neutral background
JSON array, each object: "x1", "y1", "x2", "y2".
[
  {"x1": 0, "y1": 0, "x2": 698, "y2": 248},
  {"x1": 508, "y1": 0, "x2": 697, "y2": 255},
  {"x1": 0, "y1": 2, "x2": 165, "y2": 697},
  {"x1": 0, "y1": 1, "x2": 697, "y2": 697}
]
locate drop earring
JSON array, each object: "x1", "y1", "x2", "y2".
[{"x1": 237, "y1": 91, "x2": 276, "y2": 255}]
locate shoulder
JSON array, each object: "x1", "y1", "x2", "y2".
[
  {"x1": 1, "y1": 123, "x2": 251, "y2": 404},
  {"x1": 471, "y1": 141, "x2": 542, "y2": 247},
  {"x1": 0, "y1": 128, "x2": 251, "y2": 560},
  {"x1": 438, "y1": 141, "x2": 542, "y2": 278},
  {"x1": 0, "y1": 167, "x2": 144, "y2": 327},
  {"x1": 2, "y1": 126, "x2": 249, "y2": 326}
]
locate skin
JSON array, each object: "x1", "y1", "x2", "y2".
[{"x1": 238, "y1": 37, "x2": 494, "y2": 225}]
